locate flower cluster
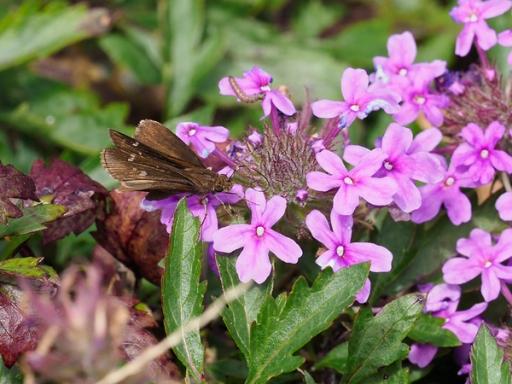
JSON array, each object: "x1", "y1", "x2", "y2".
[{"x1": 139, "y1": 0, "x2": 512, "y2": 378}]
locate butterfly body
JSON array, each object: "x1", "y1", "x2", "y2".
[{"x1": 101, "y1": 120, "x2": 233, "y2": 198}]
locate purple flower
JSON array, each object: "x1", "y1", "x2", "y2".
[
  {"x1": 311, "y1": 68, "x2": 400, "y2": 129},
  {"x1": 443, "y1": 228, "x2": 512, "y2": 301},
  {"x1": 373, "y1": 31, "x2": 446, "y2": 90},
  {"x1": 344, "y1": 124, "x2": 443, "y2": 212},
  {"x1": 176, "y1": 122, "x2": 229, "y2": 158},
  {"x1": 307, "y1": 149, "x2": 396, "y2": 215},
  {"x1": 452, "y1": 121, "x2": 512, "y2": 184},
  {"x1": 411, "y1": 160, "x2": 475, "y2": 225},
  {"x1": 393, "y1": 76, "x2": 449, "y2": 127},
  {"x1": 450, "y1": 0, "x2": 512, "y2": 56},
  {"x1": 496, "y1": 191, "x2": 512, "y2": 220},
  {"x1": 213, "y1": 188, "x2": 302, "y2": 283},
  {"x1": 218, "y1": 66, "x2": 296, "y2": 116},
  {"x1": 498, "y1": 30, "x2": 512, "y2": 64},
  {"x1": 141, "y1": 195, "x2": 182, "y2": 232},
  {"x1": 305, "y1": 209, "x2": 392, "y2": 303},
  {"x1": 409, "y1": 344, "x2": 439, "y2": 368}
]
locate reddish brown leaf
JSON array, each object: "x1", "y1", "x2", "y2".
[
  {"x1": 93, "y1": 190, "x2": 168, "y2": 285},
  {"x1": 30, "y1": 159, "x2": 107, "y2": 243},
  {"x1": 0, "y1": 163, "x2": 38, "y2": 223}
]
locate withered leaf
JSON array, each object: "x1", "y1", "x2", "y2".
[
  {"x1": 0, "y1": 163, "x2": 38, "y2": 223},
  {"x1": 93, "y1": 190, "x2": 168, "y2": 285},
  {"x1": 30, "y1": 159, "x2": 107, "y2": 243}
]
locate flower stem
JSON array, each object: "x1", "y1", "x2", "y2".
[
  {"x1": 213, "y1": 148, "x2": 237, "y2": 169},
  {"x1": 502, "y1": 172, "x2": 512, "y2": 192},
  {"x1": 501, "y1": 280, "x2": 512, "y2": 306},
  {"x1": 476, "y1": 44, "x2": 495, "y2": 81}
]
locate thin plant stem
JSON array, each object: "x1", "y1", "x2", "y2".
[{"x1": 501, "y1": 280, "x2": 512, "y2": 306}]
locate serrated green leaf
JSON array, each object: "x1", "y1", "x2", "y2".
[
  {"x1": 162, "y1": 199, "x2": 206, "y2": 382},
  {"x1": 408, "y1": 313, "x2": 460, "y2": 347},
  {"x1": 471, "y1": 325, "x2": 511, "y2": 384},
  {"x1": 0, "y1": 204, "x2": 66, "y2": 238},
  {"x1": 0, "y1": 257, "x2": 58, "y2": 284},
  {"x1": 344, "y1": 294, "x2": 424, "y2": 384},
  {"x1": 0, "y1": 3, "x2": 109, "y2": 71},
  {"x1": 217, "y1": 256, "x2": 270, "y2": 360},
  {"x1": 315, "y1": 342, "x2": 348, "y2": 374},
  {"x1": 245, "y1": 263, "x2": 369, "y2": 384}
]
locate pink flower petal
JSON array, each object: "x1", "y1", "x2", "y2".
[
  {"x1": 200, "y1": 125, "x2": 229, "y2": 142},
  {"x1": 402, "y1": 152, "x2": 444, "y2": 183},
  {"x1": 330, "y1": 210, "x2": 353, "y2": 245},
  {"x1": 490, "y1": 150, "x2": 512, "y2": 173},
  {"x1": 333, "y1": 185, "x2": 360, "y2": 215},
  {"x1": 269, "y1": 90, "x2": 296, "y2": 116},
  {"x1": 411, "y1": 185, "x2": 443, "y2": 223},
  {"x1": 306, "y1": 210, "x2": 337, "y2": 248},
  {"x1": 381, "y1": 123, "x2": 413, "y2": 160},
  {"x1": 493, "y1": 264, "x2": 512, "y2": 280},
  {"x1": 499, "y1": 29, "x2": 512, "y2": 46},
  {"x1": 200, "y1": 204, "x2": 218, "y2": 242},
  {"x1": 481, "y1": 268, "x2": 501, "y2": 301},
  {"x1": 393, "y1": 102, "x2": 418, "y2": 125},
  {"x1": 480, "y1": 0, "x2": 512, "y2": 19},
  {"x1": 236, "y1": 240, "x2": 272, "y2": 283},
  {"x1": 311, "y1": 100, "x2": 346, "y2": 118},
  {"x1": 475, "y1": 21, "x2": 498, "y2": 50},
  {"x1": 388, "y1": 31, "x2": 417, "y2": 67},
  {"x1": 307, "y1": 171, "x2": 342, "y2": 192},
  {"x1": 456, "y1": 228, "x2": 491, "y2": 257},
  {"x1": 494, "y1": 228, "x2": 512, "y2": 262},
  {"x1": 246, "y1": 188, "x2": 267, "y2": 222},
  {"x1": 444, "y1": 190, "x2": 472, "y2": 225},
  {"x1": 346, "y1": 242, "x2": 393, "y2": 272},
  {"x1": 425, "y1": 284, "x2": 461, "y2": 313},
  {"x1": 351, "y1": 149, "x2": 387, "y2": 178},
  {"x1": 452, "y1": 302, "x2": 488, "y2": 321},
  {"x1": 484, "y1": 121, "x2": 506, "y2": 146},
  {"x1": 218, "y1": 77, "x2": 236, "y2": 96},
  {"x1": 496, "y1": 192, "x2": 512, "y2": 221},
  {"x1": 343, "y1": 145, "x2": 371, "y2": 166},
  {"x1": 341, "y1": 68, "x2": 369, "y2": 102},
  {"x1": 266, "y1": 229, "x2": 302, "y2": 264},
  {"x1": 213, "y1": 223, "x2": 252, "y2": 253},
  {"x1": 356, "y1": 176, "x2": 396, "y2": 207},
  {"x1": 409, "y1": 344, "x2": 438, "y2": 368},
  {"x1": 408, "y1": 128, "x2": 442, "y2": 153},
  {"x1": 316, "y1": 249, "x2": 337, "y2": 271},
  {"x1": 423, "y1": 103, "x2": 444, "y2": 127},
  {"x1": 260, "y1": 195, "x2": 287, "y2": 228},
  {"x1": 316, "y1": 150, "x2": 347, "y2": 176},
  {"x1": 455, "y1": 24, "x2": 476, "y2": 56},
  {"x1": 442, "y1": 257, "x2": 481, "y2": 284},
  {"x1": 444, "y1": 320, "x2": 479, "y2": 344},
  {"x1": 355, "y1": 278, "x2": 371, "y2": 304},
  {"x1": 392, "y1": 174, "x2": 422, "y2": 213}
]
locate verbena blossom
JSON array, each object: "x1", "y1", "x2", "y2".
[
  {"x1": 305, "y1": 209, "x2": 392, "y2": 303},
  {"x1": 496, "y1": 191, "x2": 512, "y2": 220},
  {"x1": 498, "y1": 30, "x2": 512, "y2": 64},
  {"x1": 373, "y1": 31, "x2": 446, "y2": 91},
  {"x1": 344, "y1": 124, "x2": 443, "y2": 212},
  {"x1": 311, "y1": 68, "x2": 400, "y2": 129},
  {"x1": 409, "y1": 284, "x2": 487, "y2": 367},
  {"x1": 213, "y1": 188, "x2": 302, "y2": 283},
  {"x1": 450, "y1": 0, "x2": 512, "y2": 56},
  {"x1": 452, "y1": 121, "x2": 512, "y2": 184},
  {"x1": 443, "y1": 228, "x2": 512, "y2": 302},
  {"x1": 218, "y1": 66, "x2": 296, "y2": 116},
  {"x1": 307, "y1": 149, "x2": 396, "y2": 215},
  {"x1": 176, "y1": 122, "x2": 229, "y2": 158},
  {"x1": 411, "y1": 159, "x2": 475, "y2": 225}
]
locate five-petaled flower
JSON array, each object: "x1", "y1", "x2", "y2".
[
  {"x1": 450, "y1": 0, "x2": 512, "y2": 56},
  {"x1": 311, "y1": 68, "x2": 400, "y2": 129},
  {"x1": 307, "y1": 149, "x2": 396, "y2": 215},
  {"x1": 218, "y1": 66, "x2": 296, "y2": 117},
  {"x1": 443, "y1": 228, "x2": 512, "y2": 302},
  {"x1": 305, "y1": 209, "x2": 392, "y2": 303},
  {"x1": 213, "y1": 188, "x2": 302, "y2": 283},
  {"x1": 451, "y1": 121, "x2": 512, "y2": 184},
  {"x1": 176, "y1": 122, "x2": 229, "y2": 158}
]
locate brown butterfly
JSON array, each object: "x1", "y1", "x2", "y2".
[{"x1": 101, "y1": 120, "x2": 233, "y2": 200}]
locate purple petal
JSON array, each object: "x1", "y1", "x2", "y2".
[
  {"x1": 408, "y1": 128, "x2": 442, "y2": 153},
  {"x1": 213, "y1": 224, "x2": 252, "y2": 253},
  {"x1": 411, "y1": 185, "x2": 443, "y2": 223},
  {"x1": 480, "y1": 0, "x2": 512, "y2": 19},
  {"x1": 236, "y1": 240, "x2": 272, "y2": 283},
  {"x1": 343, "y1": 145, "x2": 371, "y2": 166},
  {"x1": 351, "y1": 149, "x2": 387, "y2": 178},
  {"x1": 423, "y1": 103, "x2": 445, "y2": 127},
  {"x1": 261, "y1": 93, "x2": 272, "y2": 117},
  {"x1": 316, "y1": 249, "x2": 338, "y2": 271},
  {"x1": 401, "y1": 152, "x2": 444, "y2": 183},
  {"x1": 333, "y1": 185, "x2": 360, "y2": 215},
  {"x1": 493, "y1": 264, "x2": 512, "y2": 280},
  {"x1": 496, "y1": 192, "x2": 512, "y2": 221},
  {"x1": 269, "y1": 90, "x2": 296, "y2": 116},
  {"x1": 490, "y1": 150, "x2": 512, "y2": 173},
  {"x1": 460, "y1": 123, "x2": 485, "y2": 146},
  {"x1": 392, "y1": 174, "x2": 422, "y2": 213},
  {"x1": 311, "y1": 100, "x2": 346, "y2": 118},
  {"x1": 393, "y1": 102, "x2": 418, "y2": 125},
  {"x1": 499, "y1": 29, "x2": 512, "y2": 46},
  {"x1": 266, "y1": 229, "x2": 302, "y2": 264},
  {"x1": 199, "y1": 125, "x2": 229, "y2": 142},
  {"x1": 246, "y1": 188, "x2": 267, "y2": 222},
  {"x1": 444, "y1": 190, "x2": 472, "y2": 225},
  {"x1": 307, "y1": 171, "x2": 342, "y2": 192},
  {"x1": 425, "y1": 284, "x2": 461, "y2": 313},
  {"x1": 305, "y1": 210, "x2": 337, "y2": 248},
  {"x1": 316, "y1": 150, "x2": 347, "y2": 176},
  {"x1": 475, "y1": 21, "x2": 497, "y2": 50},
  {"x1": 388, "y1": 31, "x2": 417, "y2": 67},
  {"x1": 456, "y1": 228, "x2": 492, "y2": 257},
  {"x1": 494, "y1": 228, "x2": 512, "y2": 262},
  {"x1": 484, "y1": 121, "x2": 505, "y2": 147},
  {"x1": 452, "y1": 302, "x2": 488, "y2": 322},
  {"x1": 218, "y1": 77, "x2": 236, "y2": 96},
  {"x1": 330, "y1": 210, "x2": 353, "y2": 245},
  {"x1": 442, "y1": 257, "x2": 481, "y2": 284},
  {"x1": 259, "y1": 195, "x2": 286, "y2": 228},
  {"x1": 190, "y1": 135, "x2": 216, "y2": 158},
  {"x1": 455, "y1": 25, "x2": 476, "y2": 56},
  {"x1": 444, "y1": 320, "x2": 479, "y2": 344},
  {"x1": 341, "y1": 68, "x2": 369, "y2": 102},
  {"x1": 356, "y1": 176, "x2": 396, "y2": 207},
  {"x1": 355, "y1": 278, "x2": 371, "y2": 304},
  {"x1": 409, "y1": 344, "x2": 438, "y2": 368},
  {"x1": 346, "y1": 242, "x2": 393, "y2": 272},
  {"x1": 381, "y1": 123, "x2": 413, "y2": 160},
  {"x1": 200, "y1": 204, "x2": 218, "y2": 242},
  {"x1": 481, "y1": 269, "x2": 501, "y2": 301}
]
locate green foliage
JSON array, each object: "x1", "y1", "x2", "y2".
[
  {"x1": 0, "y1": 257, "x2": 57, "y2": 283},
  {"x1": 471, "y1": 325, "x2": 511, "y2": 384},
  {"x1": 408, "y1": 313, "x2": 460, "y2": 348},
  {"x1": 0, "y1": 204, "x2": 66, "y2": 238},
  {"x1": 162, "y1": 199, "x2": 206, "y2": 382},
  {"x1": 0, "y1": 359, "x2": 22, "y2": 384},
  {"x1": 315, "y1": 342, "x2": 348, "y2": 374},
  {"x1": 343, "y1": 294, "x2": 424, "y2": 384},
  {"x1": 245, "y1": 264, "x2": 369, "y2": 384}
]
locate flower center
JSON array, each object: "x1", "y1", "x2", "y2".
[
  {"x1": 343, "y1": 176, "x2": 354, "y2": 185},
  {"x1": 444, "y1": 176, "x2": 455, "y2": 187},
  {"x1": 445, "y1": 317, "x2": 450, "y2": 323},
  {"x1": 260, "y1": 85, "x2": 271, "y2": 92},
  {"x1": 383, "y1": 161, "x2": 394, "y2": 171},
  {"x1": 188, "y1": 128, "x2": 197, "y2": 136},
  {"x1": 336, "y1": 245, "x2": 345, "y2": 257},
  {"x1": 480, "y1": 149, "x2": 490, "y2": 159},
  {"x1": 350, "y1": 104, "x2": 360, "y2": 112},
  {"x1": 398, "y1": 68, "x2": 408, "y2": 77},
  {"x1": 256, "y1": 225, "x2": 265, "y2": 237},
  {"x1": 414, "y1": 95, "x2": 426, "y2": 105},
  {"x1": 484, "y1": 260, "x2": 492, "y2": 268},
  {"x1": 466, "y1": 12, "x2": 478, "y2": 22}
]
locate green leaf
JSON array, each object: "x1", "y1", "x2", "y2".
[
  {"x1": 471, "y1": 325, "x2": 511, "y2": 384},
  {"x1": 217, "y1": 256, "x2": 270, "y2": 360},
  {"x1": 408, "y1": 313, "x2": 460, "y2": 347},
  {"x1": 99, "y1": 33, "x2": 161, "y2": 84},
  {"x1": 0, "y1": 3, "x2": 109, "y2": 71},
  {"x1": 300, "y1": 369, "x2": 318, "y2": 384},
  {"x1": 0, "y1": 257, "x2": 57, "y2": 284},
  {"x1": 0, "y1": 358, "x2": 22, "y2": 384},
  {"x1": 0, "y1": 234, "x2": 30, "y2": 261},
  {"x1": 245, "y1": 263, "x2": 369, "y2": 384},
  {"x1": 162, "y1": 199, "x2": 206, "y2": 382},
  {"x1": 0, "y1": 204, "x2": 66, "y2": 238},
  {"x1": 365, "y1": 361, "x2": 409, "y2": 384},
  {"x1": 344, "y1": 294, "x2": 424, "y2": 384},
  {"x1": 315, "y1": 342, "x2": 348, "y2": 374}
]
